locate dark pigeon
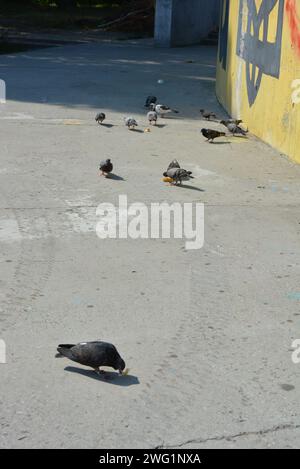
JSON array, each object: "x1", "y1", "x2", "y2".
[
  {"x1": 144, "y1": 96, "x2": 157, "y2": 108},
  {"x1": 99, "y1": 158, "x2": 113, "y2": 176},
  {"x1": 201, "y1": 128, "x2": 226, "y2": 142},
  {"x1": 56, "y1": 341, "x2": 126, "y2": 375},
  {"x1": 95, "y1": 112, "x2": 106, "y2": 124}
]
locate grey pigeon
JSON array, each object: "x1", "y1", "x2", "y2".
[
  {"x1": 56, "y1": 341, "x2": 126, "y2": 375},
  {"x1": 95, "y1": 112, "x2": 106, "y2": 124},
  {"x1": 147, "y1": 111, "x2": 158, "y2": 125},
  {"x1": 124, "y1": 116, "x2": 138, "y2": 130},
  {"x1": 200, "y1": 109, "x2": 217, "y2": 120},
  {"x1": 167, "y1": 159, "x2": 180, "y2": 170},
  {"x1": 144, "y1": 95, "x2": 157, "y2": 108},
  {"x1": 220, "y1": 120, "x2": 247, "y2": 136},
  {"x1": 150, "y1": 103, "x2": 179, "y2": 117},
  {"x1": 163, "y1": 167, "x2": 194, "y2": 185},
  {"x1": 99, "y1": 158, "x2": 113, "y2": 176},
  {"x1": 221, "y1": 119, "x2": 243, "y2": 127}
]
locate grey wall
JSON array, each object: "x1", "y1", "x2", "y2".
[{"x1": 155, "y1": 0, "x2": 220, "y2": 47}]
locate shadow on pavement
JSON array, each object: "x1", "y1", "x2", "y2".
[
  {"x1": 65, "y1": 366, "x2": 140, "y2": 386},
  {"x1": 106, "y1": 173, "x2": 125, "y2": 181}
]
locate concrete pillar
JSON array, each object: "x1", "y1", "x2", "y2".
[{"x1": 155, "y1": 0, "x2": 220, "y2": 47}]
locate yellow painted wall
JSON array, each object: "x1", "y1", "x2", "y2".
[{"x1": 216, "y1": 0, "x2": 300, "y2": 164}]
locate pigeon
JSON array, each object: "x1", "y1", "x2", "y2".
[
  {"x1": 150, "y1": 103, "x2": 179, "y2": 117},
  {"x1": 95, "y1": 112, "x2": 106, "y2": 124},
  {"x1": 147, "y1": 111, "x2": 158, "y2": 125},
  {"x1": 201, "y1": 128, "x2": 226, "y2": 143},
  {"x1": 220, "y1": 120, "x2": 248, "y2": 136},
  {"x1": 56, "y1": 341, "x2": 126, "y2": 375},
  {"x1": 163, "y1": 167, "x2": 194, "y2": 185},
  {"x1": 124, "y1": 117, "x2": 138, "y2": 130},
  {"x1": 99, "y1": 158, "x2": 113, "y2": 176},
  {"x1": 167, "y1": 159, "x2": 180, "y2": 170},
  {"x1": 200, "y1": 109, "x2": 217, "y2": 120},
  {"x1": 220, "y1": 119, "x2": 243, "y2": 127},
  {"x1": 144, "y1": 95, "x2": 157, "y2": 108}
]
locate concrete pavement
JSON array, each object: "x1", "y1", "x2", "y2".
[{"x1": 0, "y1": 39, "x2": 300, "y2": 449}]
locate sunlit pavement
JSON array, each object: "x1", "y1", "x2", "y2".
[{"x1": 1, "y1": 39, "x2": 300, "y2": 448}]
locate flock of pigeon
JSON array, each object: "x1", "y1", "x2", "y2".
[
  {"x1": 97, "y1": 95, "x2": 248, "y2": 184},
  {"x1": 56, "y1": 96, "x2": 248, "y2": 377}
]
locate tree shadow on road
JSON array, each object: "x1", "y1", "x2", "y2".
[{"x1": 65, "y1": 366, "x2": 140, "y2": 386}]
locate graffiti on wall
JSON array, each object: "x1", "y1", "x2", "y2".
[
  {"x1": 219, "y1": 0, "x2": 230, "y2": 70},
  {"x1": 236, "y1": 0, "x2": 284, "y2": 106},
  {"x1": 291, "y1": 79, "x2": 300, "y2": 104},
  {"x1": 286, "y1": 0, "x2": 300, "y2": 58}
]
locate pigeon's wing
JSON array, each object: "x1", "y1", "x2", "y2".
[
  {"x1": 68, "y1": 341, "x2": 112, "y2": 368},
  {"x1": 167, "y1": 159, "x2": 180, "y2": 170},
  {"x1": 160, "y1": 105, "x2": 171, "y2": 111},
  {"x1": 166, "y1": 168, "x2": 179, "y2": 178},
  {"x1": 237, "y1": 126, "x2": 247, "y2": 134},
  {"x1": 99, "y1": 160, "x2": 107, "y2": 169},
  {"x1": 177, "y1": 169, "x2": 188, "y2": 178}
]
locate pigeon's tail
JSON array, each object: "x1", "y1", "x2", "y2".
[{"x1": 56, "y1": 344, "x2": 75, "y2": 359}]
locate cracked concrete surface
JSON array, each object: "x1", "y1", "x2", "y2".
[{"x1": 0, "y1": 39, "x2": 300, "y2": 449}]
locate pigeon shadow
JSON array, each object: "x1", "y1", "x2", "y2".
[
  {"x1": 106, "y1": 173, "x2": 125, "y2": 181},
  {"x1": 65, "y1": 366, "x2": 140, "y2": 386},
  {"x1": 229, "y1": 135, "x2": 248, "y2": 139},
  {"x1": 155, "y1": 124, "x2": 167, "y2": 128},
  {"x1": 99, "y1": 123, "x2": 114, "y2": 128},
  {"x1": 130, "y1": 129, "x2": 145, "y2": 133},
  {"x1": 208, "y1": 141, "x2": 231, "y2": 145},
  {"x1": 176, "y1": 184, "x2": 205, "y2": 192},
  {"x1": 161, "y1": 115, "x2": 180, "y2": 120}
]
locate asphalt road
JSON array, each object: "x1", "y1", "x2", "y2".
[{"x1": 0, "y1": 39, "x2": 300, "y2": 449}]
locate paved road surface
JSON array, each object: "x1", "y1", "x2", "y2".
[{"x1": 0, "y1": 39, "x2": 300, "y2": 448}]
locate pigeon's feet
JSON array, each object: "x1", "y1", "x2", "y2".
[{"x1": 94, "y1": 368, "x2": 105, "y2": 376}]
